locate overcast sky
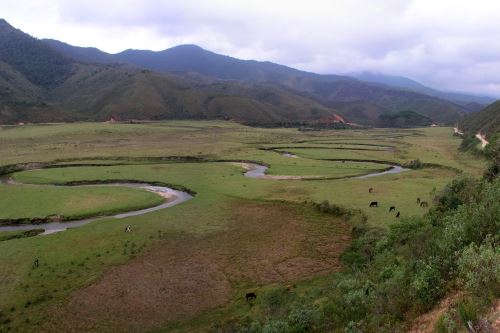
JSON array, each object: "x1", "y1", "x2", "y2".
[{"x1": 2, "y1": 0, "x2": 500, "y2": 97}]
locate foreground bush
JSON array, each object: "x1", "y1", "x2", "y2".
[{"x1": 220, "y1": 175, "x2": 500, "y2": 332}]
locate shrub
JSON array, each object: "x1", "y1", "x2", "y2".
[
  {"x1": 432, "y1": 176, "x2": 478, "y2": 213},
  {"x1": 457, "y1": 300, "x2": 479, "y2": 329},
  {"x1": 341, "y1": 227, "x2": 385, "y2": 268},
  {"x1": 459, "y1": 135, "x2": 480, "y2": 152},
  {"x1": 457, "y1": 243, "x2": 500, "y2": 299},
  {"x1": 434, "y1": 312, "x2": 458, "y2": 333},
  {"x1": 314, "y1": 200, "x2": 352, "y2": 218},
  {"x1": 261, "y1": 285, "x2": 292, "y2": 317},
  {"x1": 403, "y1": 159, "x2": 423, "y2": 169},
  {"x1": 410, "y1": 260, "x2": 444, "y2": 310},
  {"x1": 262, "y1": 320, "x2": 290, "y2": 333},
  {"x1": 236, "y1": 321, "x2": 264, "y2": 333},
  {"x1": 287, "y1": 306, "x2": 319, "y2": 332}
]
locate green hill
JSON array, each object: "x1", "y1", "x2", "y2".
[
  {"x1": 0, "y1": 19, "x2": 74, "y2": 87},
  {"x1": 0, "y1": 20, "x2": 344, "y2": 125},
  {"x1": 459, "y1": 101, "x2": 500, "y2": 137},
  {"x1": 45, "y1": 37, "x2": 468, "y2": 125}
]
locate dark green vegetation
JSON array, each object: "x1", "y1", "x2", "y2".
[
  {"x1": 378, "y1": 110, "x2": 433, "y2": 128},
  {"x1": 0, "y1": 19, "x2": 474, "y2": 126},
  {"x1": 0, "y1": 229, "x2": 43, "y2": 242},
  {"x1": 0, "y1": 122, "x2": 495, "y2": 332}
]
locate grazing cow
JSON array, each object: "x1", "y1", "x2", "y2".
[
  {"x1": 246, "y1": 292, "x2": 257, "y2": 301},
  {"x1": 420, "y1": 201, "x2": 429, "y2": 208},
  {"x1": 33, "y1": 258, "x2": 39, "y2": 268},
  {"x1": 396, "y1": 212, "x2": 400, "y2": 218},
  {"x1": 125, "y1": 225, "x2": 132, "y2": 232},
  {"x1": 369, "y1": 187, "x2": 374, "y2": 193},
  {"x1": 389, "y1": 206, "x2": 396, "y2": 212},
  {"x1": 416, "y1": 197, "x2": 421, "y2": 204},
  {"x1": 369, "y1": 201, "x2": 378, "y2": 207}
]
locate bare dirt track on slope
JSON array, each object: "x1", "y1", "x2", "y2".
[{"x1": 41, "y1": 201, "x2": 351, "y2": 332}]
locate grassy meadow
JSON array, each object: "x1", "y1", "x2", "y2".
[{"x1": 0, "y1": 121, "x2": 486, "y2": 332}]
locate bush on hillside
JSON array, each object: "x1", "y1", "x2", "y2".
[{"x1": 458, "y1": 243, "x2": 500, "y2": 299}]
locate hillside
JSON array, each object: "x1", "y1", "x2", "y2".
[
  {"x1": 47, "y1": 65, "x2": 340, "y2": 124},
  {"x1": 0, "y1": 19, "x2": 74, "y2": 87},
  {"x1": 0, "y1": 19, "x2": 472, "y2": 126},
  {"x1": 0, "y1": 20, "x2": 347, "y2": 125},
  {"x1": 45, "y1": 40, "x2": 469, "y2": 124},
  {"x1": 459, "y1": 101, "x2": 500, "y2": 138}
]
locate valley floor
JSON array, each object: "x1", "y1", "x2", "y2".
[{"x1": 0, "y1": 122, "x2": 486, "y2": 332}]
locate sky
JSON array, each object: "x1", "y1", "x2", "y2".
[{"x1": 2, "y1": 0, "x2": 500, "y2": 97}]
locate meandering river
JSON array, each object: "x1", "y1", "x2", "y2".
[
  {"x1": 0, "y1": 179, "x2": 193, "y2": 235},
  {"x1": 0, "y1": 160, "x2": 408, "y2": 235}
]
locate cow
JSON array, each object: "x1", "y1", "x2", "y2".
[
  {"x1": 246, "y1": 292, "x2": 257, "y2": 302},
  {"x1": 396, "y1": 212, "x2": 400, "y2": 218},
  {"x1": 369, "y1": 187, "x2": 374, "y2": 193},
  {"x1": 33, "y1": 258, "x2": 39, "y2": 268},
  {"x1": 420, "y1": 201, "x2": 429, "y2": 208},
  {"x1": 369, "y1": 201, "x2": 378, "y2": 207},
  {"x1": 416, "y1": 197, "x2": 421, "y2": 204},
  {"x1": 125, "y1": 225, "x2": 132, "y2": 232},
  {"x1": 389, "y1": 206, "x2": 396, "y2": 212}
]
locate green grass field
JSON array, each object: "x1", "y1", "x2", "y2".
[
  {"x1": 0, "y1": 184, "x2": 165, "y2": 221},
  {"x1": 0, "y1": 122, "x2": 486, "y2": 332}
]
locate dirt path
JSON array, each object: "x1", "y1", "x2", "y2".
[
  {"x1": 454, "y1": 127, "x2": 464, "y2": 136},
  {"x1": 476, "y1": 132, "x2": 489, "y2": 149}
]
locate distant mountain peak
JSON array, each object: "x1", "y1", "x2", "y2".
[
  {"x1": 0, "y1": 18, "x2": 15, "y2": 31},
  {"x1": 172, "y1": 44, "x2": 204, "y2": 50}
]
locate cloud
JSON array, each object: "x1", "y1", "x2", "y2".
[{"x1": 1, "y1": 0, "x2": 500, "y2": 96}]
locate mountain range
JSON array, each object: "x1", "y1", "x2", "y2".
[{"x1": 0, "y1": 18, "x2": 497, "y2": 126}]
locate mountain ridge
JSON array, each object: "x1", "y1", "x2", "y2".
[
  {"x1": 350, "y1": 71, "x2": 495, "y2": 107},
  {"x1": 0, "y1": 19, "x2": 478, "y2": 126}
]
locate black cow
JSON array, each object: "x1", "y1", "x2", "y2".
[
  {"x1": 246, "y1": 292, "x2": 257, "y2": 301},
  {"x1": 33, "y1": 258, "x2": 39, "y2": 268},
  {"x1": 369, "y1": 187, "x2": 374, "y2": 193},
  {"x1": 389, "y1": 206, "x2": 396, "y2": 212},
  {"x1": 420, "y1": 201, "x2": 429, "y2": 208},
  {"x1": 369, "y1": 201, "x2": 378, "y2": 207},
  {"x1": 416, "y1": 197, "x2": 421, "y2": 204},
  {"x1": 396, "y1": 212, "x2": 400, "y2": 218}
]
